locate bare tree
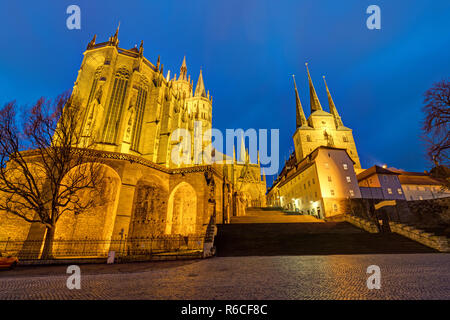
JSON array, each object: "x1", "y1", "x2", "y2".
[
  {"x1": 422, "y1": 80, "x2": 450, "y2": 189},
  {"x1": 0, "y1": 91, "x2": 105, "y2": 259},
  {"x1": 422, "y1": 80, "x2": 450, "y2": 165}
]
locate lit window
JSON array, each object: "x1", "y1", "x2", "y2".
[
  {"x1": 330, "y1": 190, "x2": 335, "y2": 196},
  {"x1": 387, "y1": 188, "x2": 392, "y2": 194},
  {"x1": 349, "y1": 190, "x2": 355, "y2": 196},
  {"x1": 397, "y1": 188, "x2": 403, "y2": 195},
  {"x1": 346, "y1": 176, "x2": 351, "y2": 183},
  {"x1": 419, "y1": 196, "x2": 423, "y2": 200},
  {"x1": 343, "y1": 163, "x2": 348, "y2": 170},
  {"x1": 328, "y1": 176, "x2": 332, "y2": 182},
  {"x1": 325, "y1": 163, "x2": 329, "y2": 168}
]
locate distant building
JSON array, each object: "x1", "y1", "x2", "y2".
[
  {"x1": 389, "y1": 170, "x2": 450, "y2": 201},
  {"x1": 292, "y1": 65, "x2": 361, "y2": 169},
  {"x1": 267, "y1": 64, "x2": 362, "y2": 218},
  {"x1": 357, "y1": 166, "x2": 406, "y2": 201}
]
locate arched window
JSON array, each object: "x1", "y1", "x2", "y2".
[
  {"x1": 130, "y1": 79, "x2": 148, "y2": 152},
  {"x1": 81, "y1": 66, "x2": 103, "y2": 135},
  {"x1": 102, "y1": 67, "x2": 130, "y2": 144}
]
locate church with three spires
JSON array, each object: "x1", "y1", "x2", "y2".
[{"x1": 267, "y1": 63, "x2": 363, "y2": 219}]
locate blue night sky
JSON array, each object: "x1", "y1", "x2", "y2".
[{"x1": 0, "y1": 1, "x2": 449, "y2": 185}]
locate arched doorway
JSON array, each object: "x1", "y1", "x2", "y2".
[
  {"x1": 166, "y1": 182, "x2": 197, "y2": 235},
  {"x1": 129, "y1": 176, "x2": 168, "y2": 238},
  {"x1": 241, "y1": 184, "x2": 263, "y2": 208},
  {"x1": 53, "y1": 163, "x2": 121, "y2": 256}
]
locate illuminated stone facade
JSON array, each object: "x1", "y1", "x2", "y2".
[
  {"x1": 267, "y1": 65, "x2": 362, "y2": 218},
  {"x1": 267, "y1": 147, "x2": 361, "y2": 219},
  {"x1": 0, "y1": 28, "x2": 266, "y2": 247},
  {"x1": 292, "y1": 65, "x2": 360, "y2": 169}
]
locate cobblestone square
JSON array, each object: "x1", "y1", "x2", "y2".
[{"x1": 0, "y1": 254, "x2": 449, "y2": 300}]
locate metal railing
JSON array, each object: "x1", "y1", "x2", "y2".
[{"x1": 0, "y1": 235, "x2": 204, "y2": 260}]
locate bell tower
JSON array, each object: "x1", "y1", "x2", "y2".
[{"x1": 292, "y1": 64, "x2": 361, "y2": 168}]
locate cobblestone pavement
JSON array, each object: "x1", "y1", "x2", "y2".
[{"x1": 0, "y1": 254, "x2": 449, "y2": 300}]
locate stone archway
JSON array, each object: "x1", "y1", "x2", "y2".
[
  {"x1": 53, "y1": 163, "x2": 121, "y2": 256},
  {"x1": 166, "y1": 182, "x2": 197, "y2": 235},
  {"x1": 129, "y1": 175, "x2": 168, "y2": 238},
  {"x1": 241, "y1": 184, "x2": 263, "y2": 208}
]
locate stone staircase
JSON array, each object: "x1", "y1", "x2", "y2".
[
  {"x1": 216, "y1": 208, "x2": 437, "y2": 256},
  {"x1": 231, "y1": 208, "x2": 322, "y2": 224}
]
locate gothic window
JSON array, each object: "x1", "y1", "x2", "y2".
[
  {"x1": 81, "y1": 67, "x2": 102, "y2": 133},
  {"x1": 130, "y1": 85, "x2": 148, "y2": 152},
  {"x1": 102, "y1": 68, "x2": 130, "y2": 144},
  {"x1": 343, "y1": 136, "x2": 348, "y2": 142}
]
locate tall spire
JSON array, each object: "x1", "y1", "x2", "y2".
[
  {"x1": 239, "y1": 136, "x2": 246, "y2": 163},
  {"x1": 139, "y1": 40, "x2": 144, "y2": 56},
  {"x1": 109, "y1": 22, "x2": 120, "y2": 46},
  {"x1": 179, "y1": 56, "x2": 188, "y2": 81},
  {"x1": 323, "y1": 76, "x2": 344, "y2": 127},
  {"x1": 87, "y1": 34, "x2": 97, "y2": 49},
  {"x1": 194, "y1": 69, "x2": 207, "y2": 97},
  {"x1": 305, "y1": 63, "x2": 322, "y2": 113},
  {"x1": 115, "y1": 21, "x2": 120, "y2": 37},
  {"x1": 292, "y1": 75, "x2": 308, "y2": 128}
]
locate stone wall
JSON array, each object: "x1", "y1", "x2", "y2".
[
  {"x1": 389, "y1": 221, "x2": 449, "y2": 252},
  {"x1": 343, "y1": 214, "x2": 379, "y2": 233}
]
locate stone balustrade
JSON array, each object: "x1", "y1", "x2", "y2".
[
  {"x1": 389, "y1": 222, "x2": 450, "y2": 253},
  {"x1": 343, "y1": 214, "x2": 379, "y2": 233}
]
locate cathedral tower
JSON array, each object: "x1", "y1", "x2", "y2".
[
  {"x1": 73, "y1": 28, "x2": 212, "y2": 167},
  {"x1": 292, "y1": 63, "x2": 361, "y2": 168}
]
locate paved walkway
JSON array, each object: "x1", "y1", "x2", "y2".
[{"x1": 0, "y1": 254, "x2": 449, "y2": 299}]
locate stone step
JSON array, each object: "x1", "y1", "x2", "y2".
[{"x1": 215, "y1": 222, "x2": 438, "y2": 256}]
